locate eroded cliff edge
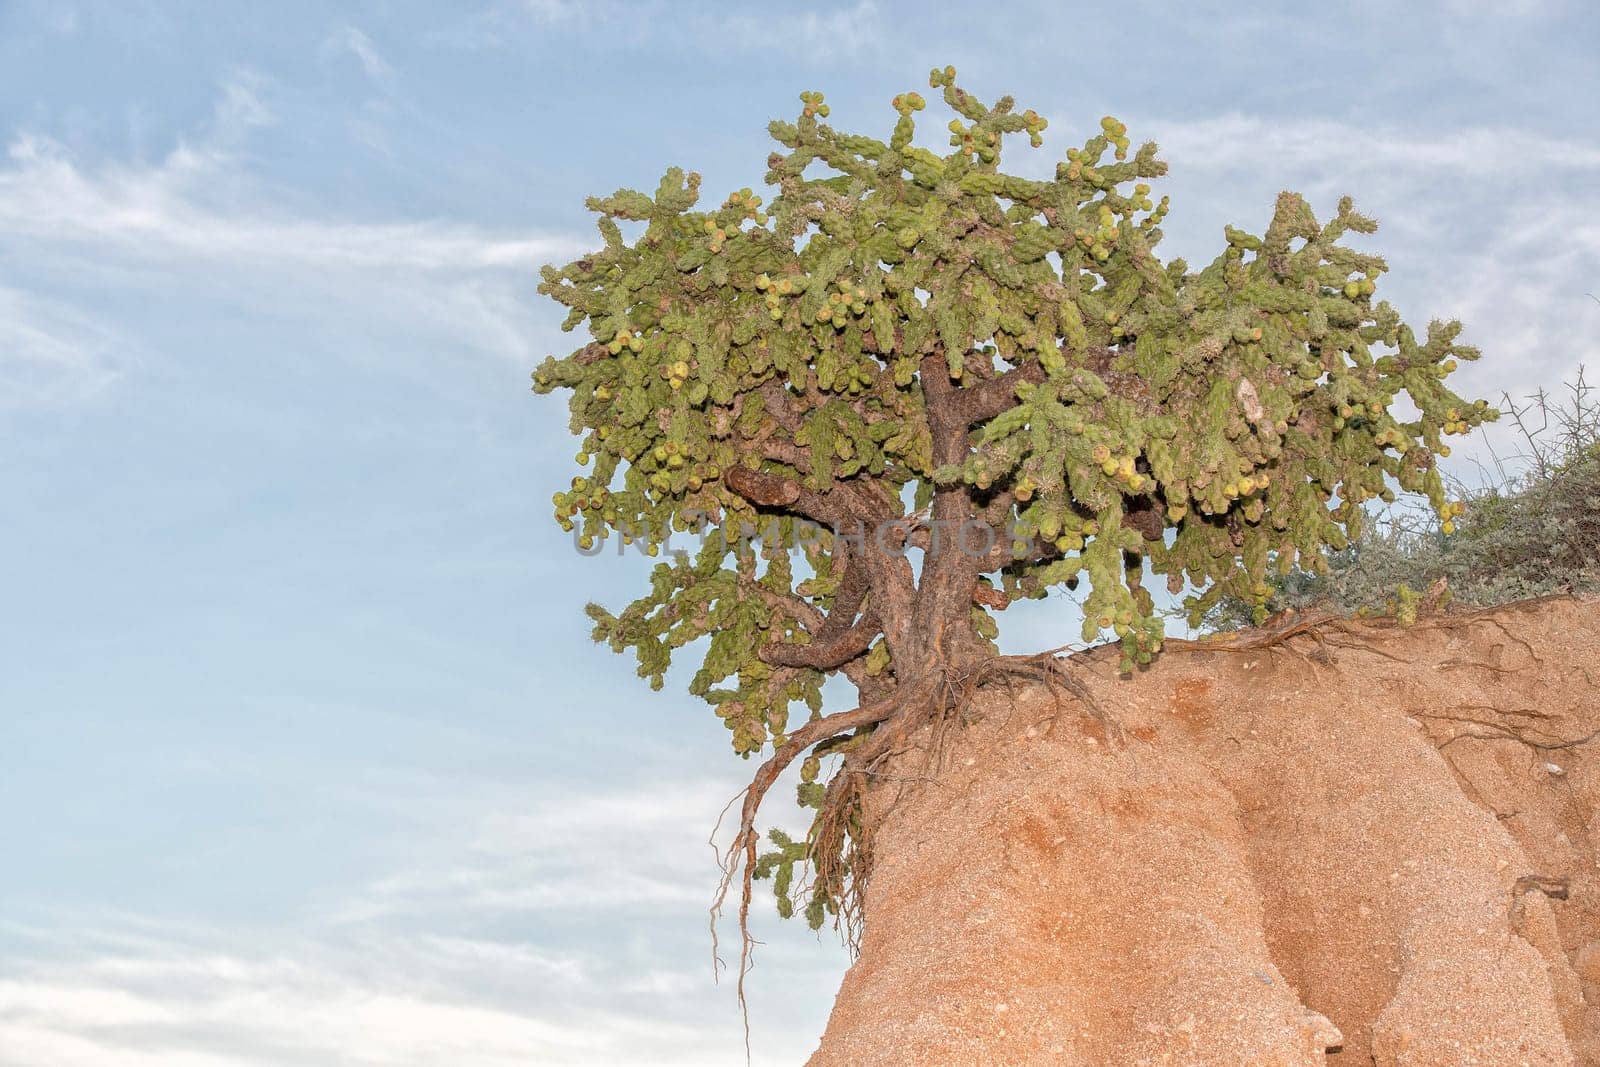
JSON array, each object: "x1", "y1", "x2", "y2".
[{"x1": 810, "y1": 597, "x2": 1600, "y2": 1065}]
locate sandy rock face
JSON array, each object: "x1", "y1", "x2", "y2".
[{"x1": 809, "y1": 597, "x2": 1600, "y2": 1065}]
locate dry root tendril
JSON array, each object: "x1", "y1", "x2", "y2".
[{"x1": 708, "y1": 651, "x2": 1115, "y2": 1048}]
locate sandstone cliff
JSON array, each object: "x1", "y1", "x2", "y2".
[{"x1": 810, "y1": 597, "x2": 1600, "y2": 1066}]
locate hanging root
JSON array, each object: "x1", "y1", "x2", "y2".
[
  {"x1": 709, "y1": 690, "x2": 909, "y2": 1048},
  {"x1": 708, "y1": 651, "x2": 1108, "y2": 1047}
]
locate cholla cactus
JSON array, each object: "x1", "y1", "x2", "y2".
[{"x1": 532, "y1": 67, "x2": 1491, "y2": 937}]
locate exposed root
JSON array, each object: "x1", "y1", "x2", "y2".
[
  {"x1": 708, "y1": 650, "x2": 1110, "y2": 1051},
  {"x1": 709, "y1": 694, "x2": 904, "y2": 1052},
  {"x1": 1163, "y1": 609, "x2": 1346, "y2": 655},
  {"x1": 1429, "y1": 714, "x2": 1600, "y2": 753},
  {"x1": 1319, "y1": 635, "x2": 1417, "y2": 663},
  {"x1": 1163, "y1": 594, "x2": 1580, "y2": 665},
  {"x1": 1437, "y1": 658, "x2": 1520, "y2": 674},
  {"x1": 1002, "y1": 648, "x2": 1117, "y2": 743}
]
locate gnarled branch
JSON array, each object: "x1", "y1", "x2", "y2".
[{"x1": 762, "y1": 611, "x2": 882, "y2": 669}]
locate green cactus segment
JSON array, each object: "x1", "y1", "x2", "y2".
[{"x1": 533, "y1": 67, "x2": 1491, "y2": 859}]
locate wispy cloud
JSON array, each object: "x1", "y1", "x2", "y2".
[
  {"x1": 324, "y1": 26, "x2": 393, "y2": 82},
  {"x1": 0, "y1": 126, "x2": 575, "y2": 273},
  {"x1": 0, "y1": 933, "x2": 710, "y2": 1067},
  {"x1": 698, "y1": 0, "x2": 883, "y2": 55},
  {"x1": 522, "y1": 0, "x2": 593, "y2": 24},
  {"x1": 0, "y1": 286, "x2": 130, "y2": 408},
  {"x1": 1148, "y1": 114, "x2": 1600, "y2": 194},
  {"x1": 209, "y1": 70, "x2": 277, "y2": 144},
  {"x1": 1128, "y1": 111, "x2": 1600, "y2": 471},
  {"x1": 330, "y1": 780, "x2": 733, "y2": 922},
  {"x1": 436, "y1": 0, "x2": 883, "y2": 57},
  {"x1": 1434, "y1": 0, "x2": 1564, "y2": 17},
  {"x1": 0, "y1": 74, "x2": 585, "y2": 405},
  {"x1": 0, "y1": 135, "x2": 572, "y2": 271},
  {"x1": 0, "y1": 775, "x2": 839, "y2": 1067}
]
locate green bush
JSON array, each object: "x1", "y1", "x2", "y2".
[{"x1": 1207, "y1": 368, "x2": 1600, "y2": 628}]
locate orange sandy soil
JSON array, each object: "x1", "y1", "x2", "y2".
[{"x1": 809, "y1": 596, "x2": 1600, "y2": 1066}]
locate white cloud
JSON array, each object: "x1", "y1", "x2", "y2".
[
  {"x1": 328, "y1": 779, "x2": 736, "y2": 922},
  {"x1": 47, "y1": 5, "x2": 79, "y2": 36},
  {"x1": 522, "y1": 0, "x2": 591, "y2": 24},
  {"x1": 325, "y1": 27, "x2": 393, "y2": 81},
  {"x1": 0, "y1": 941, "x2": 708, "y2": 1067},
  {"x1": 0, "y1": 135, "x2": 573, "y2": 274},
  {"x1": 0, "y1": 74, "x2": 587, "y2": 404},
  {"x1": 1152, "y1": 114, "x2": 1600, "y2": 182},
  {"x1": 208, "y1": 72, "x2": 277, "y2": 144},
  {"x1": 1132, "y1": 111, "x2": 1600, "y2": 474},
  {"x1": 440, "y1": 0, "x2": 883, "y2": 56},
  {"x1": 0, "y1": 286, "x2": 130, "y2": 407},
  {"x1": 1435, "y1": 0, "x2": 1563, "y2": 17},
  {"x1": 705, "y1": 0, "x2": 883, "y2": 55},
  {"x1": 0, "y1": 776, "x2": 842, "y2": 1067}
]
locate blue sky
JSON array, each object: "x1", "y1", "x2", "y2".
[{"x1": 1, "y1": 1, "x2": 1596, "y2": 1064}]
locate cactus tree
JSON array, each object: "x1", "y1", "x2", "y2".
[{"x1": 532, "y1": 67, "x2": 1490, "y2": 961}]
